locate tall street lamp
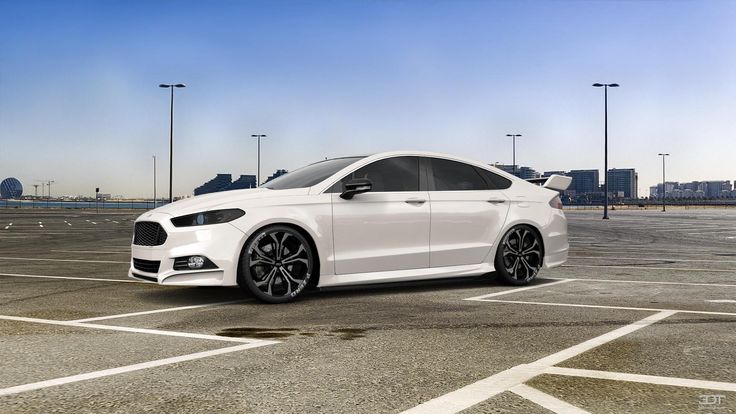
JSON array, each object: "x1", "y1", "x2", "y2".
[
  {"x1": 251, "y1": 134, "x2": 267, "y2": 186},
  {"x1": 159, "y1": 83, "x2": 186, "y2": 202},
  {"x1": 592, "y1": 82, "x2": 620, "y2": 220},
  {"x1": 658, "y1": 153, "x2": 670, "y2": 212},
  {"x1": 152, "y1": 155, "x2": 157, "y2": 209},
  {"x1": 505, "y1": 134, "x2": 522, "y2": 176}
]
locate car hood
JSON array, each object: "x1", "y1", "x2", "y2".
[{"x1": 150, "y1": 188, "x2": 311, "y2": 217}]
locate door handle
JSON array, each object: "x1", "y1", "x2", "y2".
[
  {"x1": 405, "y1": 198, "x2": 426, "y2": 205},
  {"x1": 487, "y1": 199, "x2": 506, "y2": 204}
]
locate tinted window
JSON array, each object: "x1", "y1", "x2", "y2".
[
  {"x1": 333, "y1": 156, "x2": 419, "y2": 192},
  {"x1": 430, "y1": 158, "x2": 486, "y2": 191},
  {"x1": 475, "y1": 167, "x2": 512, "y2": 190},
  {"x1": 263, "y1": 157, "x2": 364, "y2": 190}
]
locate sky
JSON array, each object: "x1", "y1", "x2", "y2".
[{"x1": 1, "y1": 0, "x2": 735, "y2": 198}]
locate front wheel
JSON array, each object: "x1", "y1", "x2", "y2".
[
  {"x1": 239, "y1": 225, "x2": 314, "y2": 303},
  {"x1": 494, "y1": 225, "x2": 543, "y2": 286}
]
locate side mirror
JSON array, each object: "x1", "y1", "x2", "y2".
[{"x1": 340, "y1": 178, "x2": 372, "y2": 200}]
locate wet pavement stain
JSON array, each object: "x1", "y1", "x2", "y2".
[
  {"x1": 330, "y1": 328, "x2": 367, "y2": 340},
  {"x1": 215, "y1": 327, "x2": 370, "y2": 340},
  {"x1": 216, "y1": 327, "x2": 299, "y2": 339}
]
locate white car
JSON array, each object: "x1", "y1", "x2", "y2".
[{"x1": 129, "y1": 151, "x2": 570, "y2": 303}]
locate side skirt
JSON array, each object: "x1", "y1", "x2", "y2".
[{"x1": 317, "y1": 263, "x2": 494, "y2": 288}]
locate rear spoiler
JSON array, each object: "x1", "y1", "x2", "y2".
[{"x1": 526, "y1": 174, "x2": 572, "y2": 192}]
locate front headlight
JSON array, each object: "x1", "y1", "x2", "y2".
[{"x1": 170, "y1": 209, "x2": 245, "y2": 227}]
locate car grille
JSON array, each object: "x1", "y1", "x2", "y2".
[
  {"x1": 133, "y1": 221, "x2": 167, "y2": 246},
  {"x1": 133, "y1": 258, "x2": 161, "y2": 273}
]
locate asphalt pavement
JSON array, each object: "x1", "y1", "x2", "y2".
[{"x1": 1, "y1": 208, "x2": 735, "y2": 413}]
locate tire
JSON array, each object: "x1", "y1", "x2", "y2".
[
  {"x1": 238, "y1": 225, "x2": 315, "y2": 303},
  {"x1": 494, "y1": 225, "x2": 543, "y2": 286}
]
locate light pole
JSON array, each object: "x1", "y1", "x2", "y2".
[
  {"x1": 159, "y1": 83, "x2": 186, "y2": 202},
  {"x1": 251, "y1": 134, "x2": 267, "y2": 186},
  {"x1": 658, "y1": 153, "x2": 669, "y2": 212},
  {"x1": 153, "y1": 155, "x2": 157, "y2": 209},
  {"x1": 592, "y1": 82, "x2": 620, "y2": 219},
  {"x1": 47, "y1": 180, "x2": 55, "y2": 199},
  {"x1": 505, "y1": 134, "x2": 522, "y2": 176}
]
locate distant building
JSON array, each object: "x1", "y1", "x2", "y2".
[
  {"x1": 194, "y1": 174, "x2": 232, "y2": 196},
  {"x1": 493, "y1": 164, "x2": 540, "y2": 180},
  {"x1": 704, "y1": 181, "x2": 731, "y2": 198},
  {"x1": 265, "y1": 169, "x2": 288, "y2": 183},
  {"x1": 650, "y1": 180, "x2": 735, "y2": 199},
  {"x1": 608, "y1": 168, "x2": 638, "y2": 198},
  {"x1": 227, "y1": 175, "x2": 257, "y2": 190},
  {"x1": 567, "y1": 170, "x2": 599, "y2": 195},
  {"x1": 0, "y1": 177, "x2": 23, "y2": 199}
]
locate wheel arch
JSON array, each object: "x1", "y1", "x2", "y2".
[
  {"x1": 236, "y1": 221, "x2": 322, "y2": 288},
  {"x1": 487, "y1": 219, "x2": 546, "y2": 267}
]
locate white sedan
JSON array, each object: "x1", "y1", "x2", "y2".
[{"x1": 129, "y1": 151, "x2": 570, "y2": 303}]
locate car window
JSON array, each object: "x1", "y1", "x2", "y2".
[
  {"x1": 332, "y1": 156, "x2": 420, "y2": 193},
  {"x1": 263, "y1": 157, "x2": 364, "y2": 190},
  {"x1": 475, "y1": 167, "x2": 512, "y2": 190},
  {"x1": 430, "y1": 158, "x2": 487, "y2": 191}
]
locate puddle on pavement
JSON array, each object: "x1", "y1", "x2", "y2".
[
  {"x1": 216, "y1": 327, "x2": 299, "y2": 339},
  {"x1": 330, "y1": 328, "x2": 367, "y2": 340},
  {"x1": 216, "y1": 326, "x2": 369, "y2": 340}
]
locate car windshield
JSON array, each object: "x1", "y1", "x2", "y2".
[{"x1": 262, "y1": 157, "x2": 365, "y2": 190}]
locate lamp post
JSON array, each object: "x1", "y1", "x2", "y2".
[
  {"x1": 505, "y1": 134, "x2": 522, "y2": 176},
  {"x1": 152, "y1": 155, "x2": 157, "y2": 209},
  {"x1": 159, "y1": 83, "x2": 186, "y2": 203},
  {"x1": 592, "y1": 82, "x2": 620, "y2": 220},
  {"x1": 658, "y1": 153, "x2": 669, "y2": 212},
  {"x1": 251, "y1": 134, "x2": 267, "y2": 186}
]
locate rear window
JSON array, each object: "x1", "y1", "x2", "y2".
[{"x1": 475, "y1": 167, "x2": 512, "y2": 190}]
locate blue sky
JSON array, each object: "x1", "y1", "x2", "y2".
[{"x1": 1, "y1": 0, "x2": 735, "y2": 197}]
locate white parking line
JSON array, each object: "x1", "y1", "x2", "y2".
[
  {"x1": 0, "y1": 256, "x2": 128, "y2": 264},
  {"x1": 567, "y1": 249, "x2": 730, "y2": 257},
  {"x1": 563, "y1": 264, "x2": 736, "y2": 273},
  {"x1": 568, "y1": 255, "x2": 736, "y2": 264},
  {"x1": 71, "y1": 300, "x2": 248, "y2": 322},
  {"x1": 0, "y1": 341, "x2": 276, "y2": 397},
  {"x1": 0, "y1": 273, "x2": 143, "y2": 284},
  {"x1": 476, "y1": 299, "x2": 736, "y2": 317},
  {"x1": 463, "y1": 279, "x2": 574, "y2": 301},
  {"x1": 0, "y1": 314, "x2": 264, "y2": 344},
  {"x1": 51, "y1": 250, "x2": 129, "y2": 254},
  {"x1": 400, "y1": 311, "x2": 675, "y2": 414},
  {"x1": 508, "y1": 384, "x2": 590, "y2": 414},
  {"x1": 545, "y1": 367, "x2": 736, "y2": 392},
  {"x1": 548, "y1": 277, "x2": 736, "y2": 288}
]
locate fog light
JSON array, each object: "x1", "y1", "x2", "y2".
[{"x1": 187, "y1": 256, "x2": 205, "y2": 269}]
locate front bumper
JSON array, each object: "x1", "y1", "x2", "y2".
[{"x1": 128, "y1": 212, "x2": 246, "y2": 286}]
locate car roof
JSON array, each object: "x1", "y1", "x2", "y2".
[{"x1": 310, "y1": 150, "x2": 522, "y2": 194}]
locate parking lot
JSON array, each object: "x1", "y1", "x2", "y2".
[{"x1": 1, "y1": 208, "x2": 735, "y2": 413}]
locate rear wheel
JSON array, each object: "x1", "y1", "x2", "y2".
[
  {"x1": 494, "y1": 225, "x2": 543, "y2": 285},
  {"x1": 239, "y1": 225, "x2": 314, "y2": 303}
]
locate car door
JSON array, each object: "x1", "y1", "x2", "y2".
[
  {"x1": 426, "y1": 157, "x2": 511, "y2": 267},
  {"x1": 330, "y1": 156, "x2": 430, "y2": 275}
]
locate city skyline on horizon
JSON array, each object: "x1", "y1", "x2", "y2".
[{"x1": 2, "y1": 1, "x2": 735, "y2": 198}]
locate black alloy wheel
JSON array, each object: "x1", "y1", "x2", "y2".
[
  {"x1": 495, "y1": 225, "x2": 543, "y2": 285},
  {"x1": 239, "y1": 225, "x2": 314, "y2": 303}
]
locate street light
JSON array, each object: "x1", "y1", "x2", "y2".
[
  {"x1": 658, "y1": 153, "x2": 670, "y2": 212},
  {"x1": 152, "y1": 155, "x2": 157, "y2": 209},
  {"x1": 505, "y1": 134, "x2": 522, "y2": 176},
  {"x1": 592, "y1": 82, "x2": 620, "y2": 219},
  {"x1": 159, "y1": 83, "x2": 186, "y2": 203},
  {"x1": 251, "y1": 134, "x2": 267, "y2": 186}
]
